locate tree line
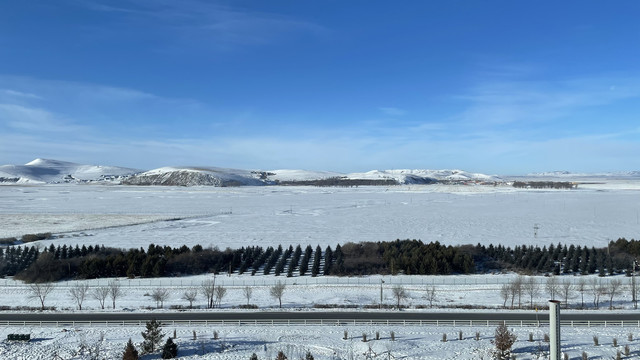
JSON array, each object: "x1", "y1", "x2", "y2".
[
  {"x1": 472, "y1": 240, "x2": 636, "y2": 276},
  {"x1": 512, "y1": 181, "x2": 577, "y2": 189},
  {"x1": 2, "y1": 238, "x2": 639, "y2": 283}
]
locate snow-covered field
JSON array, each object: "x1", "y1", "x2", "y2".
[
  {"x1": 2, "y1": 182, "x2": 640, "y2": 359},
  {"x1": 3, "y1": 321, "x2": 639, "y2": 360},
  {"x1": 2, "y1": 182, "x2": 640, "y2": 250},
  {"x1": 1, "y1": 272, "x2": 640, "y2": 360}
]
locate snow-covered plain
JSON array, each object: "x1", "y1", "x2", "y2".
[
  {"x1": 3, "y1": 321, "x2": 640, "y2": 360},
  {"x1": 1, "y1": 182, "x2": 639, "y2": 249},
  {"x1": 2, "y1": 182, "x2": 640, "y2": 359}
]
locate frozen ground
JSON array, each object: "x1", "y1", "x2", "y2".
[
  {"x1": 2, "y1": 183, "x2": 640, "y2": 359},
  {"x1": 2, "y1": 321, "x2": 639, "y2": 360},
  {"x1": 2, "y1": 182, "x2": 640, "y2": 250},
  {"x1": 0, "y1": 273, "x2": 637, "y2": 313}
]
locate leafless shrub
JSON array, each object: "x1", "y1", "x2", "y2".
[
  {"x1": 151, "y1": 288, "x2": 170, "y2": 308},
  {"x1": 182, "y1": 288, "x2": 198, "y2": 308}
]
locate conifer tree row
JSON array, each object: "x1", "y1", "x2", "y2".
[{"x1": 5, "y1": 238, "x2": 640, "y2": 283}]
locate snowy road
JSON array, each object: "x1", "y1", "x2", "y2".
[{"x1": 2, "y1": 311, "x2": 640, "y2": 324}]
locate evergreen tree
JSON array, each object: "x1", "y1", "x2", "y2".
[
  {"x1": 141, "y1": 319, "x2": 164, "y2": 354},
  {"x1": 492, "y1": 322, "x2": 517, "y2": 360},
  {"x1": 249, "y1": 353, "x2": 259, "y2": 360},
  {"x1": 161, "y1": 338, "x2": 178, "y2": 359},
  {"x1": 323, "y1": 245, "x2": 333, "y2": 275},
  {"x1": 287, "y1": 245, "x2": 302, "y2": 277},
  {"x1": 333, "y1": 244, "x2": 345, "y2": 275},
  {"x1": 122, "y1": 338, "x2": 139, "y2": 360},
  {"x1": 311, "y1": 245, "x2": 322, "y2": 277}
]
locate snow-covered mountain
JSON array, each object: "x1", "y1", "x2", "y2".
[
  {"x1": 13, "y1": 158, "x2": 637, "y2": 187},
  {"x1": 343, "y1": 169, "x2": 502, "y2": 184},
  {"x1": 122, "y1": 166, "x2": 269, "y2": 186},
  {"x1": 0, "y1": 159, "x2": 139, "y2": 184},
  {"x1": 260, "y1": 168, "x2": 501, "y2": 185}
]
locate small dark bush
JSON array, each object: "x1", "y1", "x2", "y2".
[{"x1": 21, "y1": 233, "x2": 52, "y2": 243}]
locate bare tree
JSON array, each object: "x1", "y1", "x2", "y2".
[
  {"x1": 108, "y1": 280, "x2": 122, "y2": 310},
  {"x1": 243, "y1": 286, "x2": 253, "y2": 306},
  {"x1": 151, "y1": 288, "x2": 170, "y2": 309},
  {"x1": 545, "y1": 276, "x2": 559, "y2": 300},
  {"x1": 182, "y1": 288, "x2": 198, "y2": 309},
  {"x1": 507, "y1": 277, "x2": 524, "y2": 309},
  {"x1": 513, "y1": 276, "x2": 524, "y2": 308},
  {"x1": 391, "y1": 285, "x2": 407, "y2": 309},
  {"x1": 28, "y1": 282, "x2": 55, "y2": 310},
  {"x1": 576, "y1": 278, "x2": 587, "y2": 308},
  {"x1": 425, "y1": 286, "x2": 437, "y2": 308},
  {"x1": 92, "y1": 286, "x2": 109, "y2": 310},
  {"x1": 588, "y1": 278, "x2": 605, "y2": 309},
  {"x1": 500, "y1": 283, "x2": 511, "y2": 308},
  {"x1": 69, "y1": 282, "x2": 90, "y2": 310},
  {"x1": 270, "y1": 281, "x2": 286, "y2": 308},
  {"x1": 201, "y1": 277, "x2": 216, "y2": 309},
  {"x1": 560, "y1": 279, "x2": 574, "y2": 308},
  {"x1": 523, "y1": 277, "x2": 540, "y2": 308},
  {"x1": 607, "y1": 279, "x2": 623, "y2": 310},
  {"x1": 508, "y1": 281, "x2": 518, "y2": 309},
  {"x1": 214, "y1": 285, "x2": 227, "y2": 308}
]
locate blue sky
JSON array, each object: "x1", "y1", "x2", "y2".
[{"x1": 1, "y1": 0, "x2": 639, "y2": 174}]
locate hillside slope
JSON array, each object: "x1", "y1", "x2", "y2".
[
  {"x1": 0, "y1": 159, "x2": 139, "y2": 184},
  {"x1": 121, "y1": 166, "x2": 268, "y2": 186}
]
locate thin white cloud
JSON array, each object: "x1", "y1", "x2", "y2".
[
  {"x1": 1, "y1": 71, "x2": 640, "y2": 174},
  {"x1": 81, "y1": 0, "x2": 328, "y2": 47},
  {"x1": 1, "y1": 89, "x2": 42, "y2": 100},
  {"x1": 451, "y1": 72, "x2": 640, "y2": 133},
  {"x1": 0, "y1": 104, "x2": 86, "y2": 133}
]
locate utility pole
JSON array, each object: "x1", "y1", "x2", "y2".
[
  {"x1": 633, "y1": 260, "x2": 638, "y2": 309},
  {"x1": 380, "y1": 279, "x2": 385, "y2": 309}
]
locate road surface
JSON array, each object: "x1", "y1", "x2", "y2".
[{"x1": 0, "y1": 311, "x2": 639, "y2": 324}]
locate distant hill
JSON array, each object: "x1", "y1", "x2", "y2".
[
  {"x1": 121, "y1": 166, "x2": 269, "y2": 186},
  {"x1": 7, "y1": 158, "x2": 636, "y2": 187},
  {"x1": 0, "y1": 159, "x2": 139, "y2": 184}
]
